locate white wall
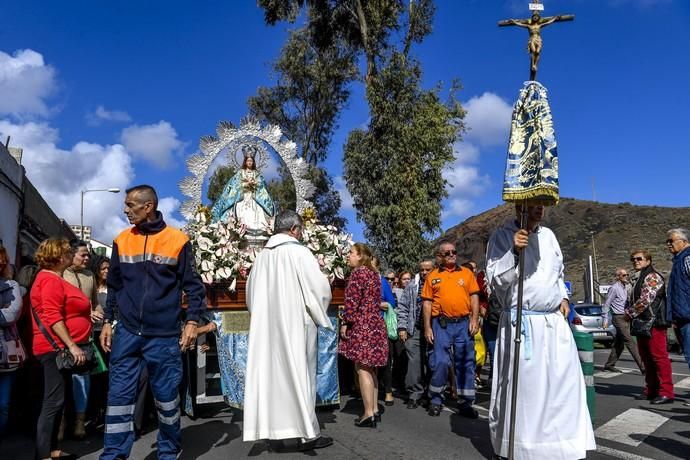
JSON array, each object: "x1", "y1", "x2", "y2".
[{"x1": 0, "y1": 145, "x2": 23, "y2": 264}]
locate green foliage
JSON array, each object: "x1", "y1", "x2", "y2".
[
  {"x1": 264, "y1": 164, "x2": 346, "y2": 229},
  {"x1": 344, "y1": 53, "x2": 464, "y2": 270},
  {"x1": 248, "y1": 29, "x2": 356, "y2": 165},
  {"x1": 207, "y1": 165, "x2": 236, "y2": 206},
  {"x1": 256, "y1": 1, "x2": 450, "y2": 246}
]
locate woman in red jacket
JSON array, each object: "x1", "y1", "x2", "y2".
[{"x1": 31, "y1": 238, "x2": 91, "y2": 460}]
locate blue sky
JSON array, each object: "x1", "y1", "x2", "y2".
[{"x1": 1, "y1": 0, "x2": 688, "y2": 243}]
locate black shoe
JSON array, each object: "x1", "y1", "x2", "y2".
[
  {"x1": 604, "y1": 366, "x2": 622, "y2": 373},
  {"x1": 634, "y1": 394, "x2": 653, "y2": 400},
  {"x1": 374, "y1": 412, "x2": 381, "y2": 423},
  {"x1": 650, "y1": 396, "x2": 674, "y2": 405},
  {"x1": 298, "y1": 436, "x2": 333, "y2": 451},
  {"x1": 428, "y1": 404, "x2": 441, "y2": 416},
  {"x1": 457, "y1": 404, "x2": 479, "y2": 419},
  {"x1": 354, "y1": 416, "x2": 377, "y2": 428},
  {"x1": 385, "y1": 399, "x2": 394, "y2": 406},
  {"x1": 406, "y1": 399, "x2": 419, "y2": 409}
]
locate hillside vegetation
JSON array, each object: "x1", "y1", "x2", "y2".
[{"x1": 441, "y1": 198, "x2": 690, "y2": 300}]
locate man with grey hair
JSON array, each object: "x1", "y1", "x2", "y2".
[
  {"x1": 397, "y1": 257, "x2": 435, "y2": 408},
  {"x1": 603, "y1": 268, "x2": 645, "y2": 373},
  {"x1": 243, "y1": 210, "x2": 334, "y2": 450},
  {"x1": 666, "y1": 228, "x2": 690, "y2": 384}
]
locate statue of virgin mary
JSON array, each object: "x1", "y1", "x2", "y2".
[{"x1": 210, "y1": 145, "x2": 275, "y2": 234}]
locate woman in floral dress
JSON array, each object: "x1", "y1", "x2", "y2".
[{"x1": 338, "y1": 243, "x2": 388, "y2": 428}]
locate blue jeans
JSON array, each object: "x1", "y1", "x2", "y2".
[
  {"x1": 101, "y1": 326, "x2": 182, "y2": 460},
  {"x1": 72, "y1": 373, "x2": 91, "y2": 413},
  {"x1": 678, "y1": 322, "x2": 690, "y2": 372},
  {"x1": 428, "y1": 317, "x2": 475, "y2": 406},
  {"x1": 0, "y1": 372, "x2": 16, "y2": 437}
]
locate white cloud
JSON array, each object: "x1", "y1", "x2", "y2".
[
  {"x1": 86, "y1": 105, "x2": 132, "y2": 126},
  {"x1": 463, "y1": 92, "x2": 512, "y2": 147},
  {"x1": 120, "y1": 121, "x2": 182, "y2": 169},
  {"x1": 440, "y1": 91, "x2": 510, "y2": 222},
  {"x1": 442, "y1": 198, "x2": 473, "y2": 222},
  {"x1": 0, "y1": 119, "x2": 134, "y2": 243},
  {"x1": 0, "y1": 49, "x2": 57, "y2": 117},
  {"x1": 158, "y1": 197, "x2": 188, "y2": 229},
  {"x1": 334, "y1": 176, "x2": 354, "y2": 210}
]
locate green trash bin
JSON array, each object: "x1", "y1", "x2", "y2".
[{"x1": 573, "y1": 331, "x2": 595, "y2": 420}]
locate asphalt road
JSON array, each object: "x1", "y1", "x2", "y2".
[{"x1": 5, "y1": 348, "x2": 689, "y2": 459}]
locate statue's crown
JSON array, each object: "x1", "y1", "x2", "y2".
[{"x1": 242, "y1": 144, "x2": 257, "y2": 159}]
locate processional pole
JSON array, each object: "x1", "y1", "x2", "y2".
[{"x1": 497, "y1": 2, "x2": 573, "y2": 458}]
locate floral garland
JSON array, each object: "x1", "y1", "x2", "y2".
[{"x1": 186, "y1": 206, "x2": 352, "y2": 289}]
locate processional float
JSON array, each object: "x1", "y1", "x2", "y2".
[
  {"x1": 178, "y1": 118, "x2": 351, "y2": 413},
  {"x1": 497, "y1": 1, "x2": 573, "y2": 458}
]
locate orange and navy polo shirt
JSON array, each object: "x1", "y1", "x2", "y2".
[{"x1": 421, "y1": 266, "x2": 480, "y2": 318}]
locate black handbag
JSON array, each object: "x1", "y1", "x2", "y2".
[
  {"x1": 631, "y1": 309, "x2": 655, "y2": 338},
  {"x1": 32, "y1": 309, "x2": 96, "y2": 373}
]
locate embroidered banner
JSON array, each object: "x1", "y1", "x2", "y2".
[{"x1": 502, "y1": 81, "x2": 559, "y2": 205}]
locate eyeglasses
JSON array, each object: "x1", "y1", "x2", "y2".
[
  {"x1": 630, "y1": 256, "x2": 645, "y2": 262},
  {"x1": 666, "y1": 238, "x2": 685, "y2": 245},
  {"x1": 385, "y1": 277, "x2": 395, "y2": 282},
  {"x1": 440, "y1": 250, "x2": 457, "y2": 257}
]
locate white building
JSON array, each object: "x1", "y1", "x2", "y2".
[
  {"x1": 90, "y1": 238, "x2": 113, "y2": 258},
  {"x1": 0, "y1": 144, "x2": 23, "y2": 263}
]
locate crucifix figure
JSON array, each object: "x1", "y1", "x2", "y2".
[{"x1": 499, "y1": 4, "x2": 574, "y2": 81}]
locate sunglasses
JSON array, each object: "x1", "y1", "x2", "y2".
[
  {"x1": 440, "y1": 250, "x2": 458, "y2": 257},
  {"x1": 630, "y1": 256, "x2": 645, "y2": 262},
  {"x1": 385, "y1": 277, "x2": 395, "y2": 282},
  {"x1": 666, "y1": 239, "x2": 684, "y2": 245}
]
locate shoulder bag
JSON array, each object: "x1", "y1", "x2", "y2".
[{"x1": 31, "y1": 308, "x2": 96, "y2": 373}]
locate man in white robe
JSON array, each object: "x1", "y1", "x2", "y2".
[
  {"x1": 243, "y1": 210, "x2": 334, "y2": 451},
  {"x1": 486, "y1": 204, "x2": 595, "y2": 460}
]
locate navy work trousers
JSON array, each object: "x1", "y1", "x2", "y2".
[
  {"x1": 101, "y1": 326, "x2": 182, "y2": 460},
  {"x1": 428, "y1": 316, "x2": 475, "y2": 406}
]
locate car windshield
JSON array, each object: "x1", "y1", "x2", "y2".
[{"x1": 575, "y1": 305, "x2": 603, "y2": 316}]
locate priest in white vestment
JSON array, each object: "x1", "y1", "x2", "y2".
[
  {"x1": 243, "y1": 210, "x2": 334, "y2": 451},
  {"x1": 486, "y1": 204, "x2": 595, "y2": 460}
]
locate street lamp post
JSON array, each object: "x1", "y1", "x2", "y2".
[
  {"x1": 80, "y1": 188, "x2": 121, "y2": 239},
  {"x1": 590, "y1": 230, "x2": 600, "y2": 302}
]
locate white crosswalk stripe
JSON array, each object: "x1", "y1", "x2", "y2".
[
  {"x1": 595, "y1": 408, "x2": 669, "y2": 447},
  {"x1": 674, "y1": 376, "x2": 690, "y2": 390},
  {"x1": 594, "y1": 368, "x2": 637, "y2": 379}
]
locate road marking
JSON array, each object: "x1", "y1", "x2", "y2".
[
  {"x1": 594, "y1": 368, "x2": 637, "y2": 379},
  {"x1": 594, "y1": 365, "x2": 690, "y2": 378},
  {"x1": 595, "y1": 408, "x2": 668, "y2": 447},
  {"x1": 596, "y1": 445, "x2": 662, "y2": 460},
  {"x1": 674, "y1": 377, "x2": 690, "y2": 390}
]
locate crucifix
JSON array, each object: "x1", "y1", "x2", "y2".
[{"x1": 498, "y1": 1, "x2": 574, "y2": 81}]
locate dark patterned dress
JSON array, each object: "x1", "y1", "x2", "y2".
[{"x1": 338, "y1": 266, "x2": 388, "y2": 367}]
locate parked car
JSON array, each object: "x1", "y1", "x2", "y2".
[{"x1": 569, "y1": 303, "x2": 616, "y2": 346}]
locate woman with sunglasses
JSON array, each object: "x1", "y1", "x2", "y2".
[{"x1": 627, "y1": 250, "x2": 674, "y2": 404}]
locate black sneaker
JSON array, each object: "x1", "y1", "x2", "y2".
[
  {"x1": 406, "y1": 399, "x2": 419, "y2": 409},
  {"x1": 428, "y1": 404, "x2": 441, "y2": 416},
  {"x1": 299, "y1": 436, "x2": 334, "y2": 451}
]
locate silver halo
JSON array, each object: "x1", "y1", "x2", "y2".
[{"x1": 179, "y1": 117, "x2": 316, "y2": 220}]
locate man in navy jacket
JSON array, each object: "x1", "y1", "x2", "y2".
[{"x1": 100, "y1": 184, "x2": 205, "y2": 460}]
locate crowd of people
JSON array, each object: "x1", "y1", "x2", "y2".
[{"x1": 1, "y1": 189, "x2": 690, "y2": 459}]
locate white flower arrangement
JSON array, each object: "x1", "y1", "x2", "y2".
[{"x1": 186, "y1": 206, "x2": 352, "y2": 289}]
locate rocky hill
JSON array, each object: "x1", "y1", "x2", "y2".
[{"x1": 441, "y1": 198, "x2": 690, "y2": 301}]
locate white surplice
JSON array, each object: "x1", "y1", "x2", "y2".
[
  {"x1": 243, "y1": 233, "x2": 333, "y2": 442},
  {"x1": 486, "y1": 219, "x2": 595, "y2": 460}
]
